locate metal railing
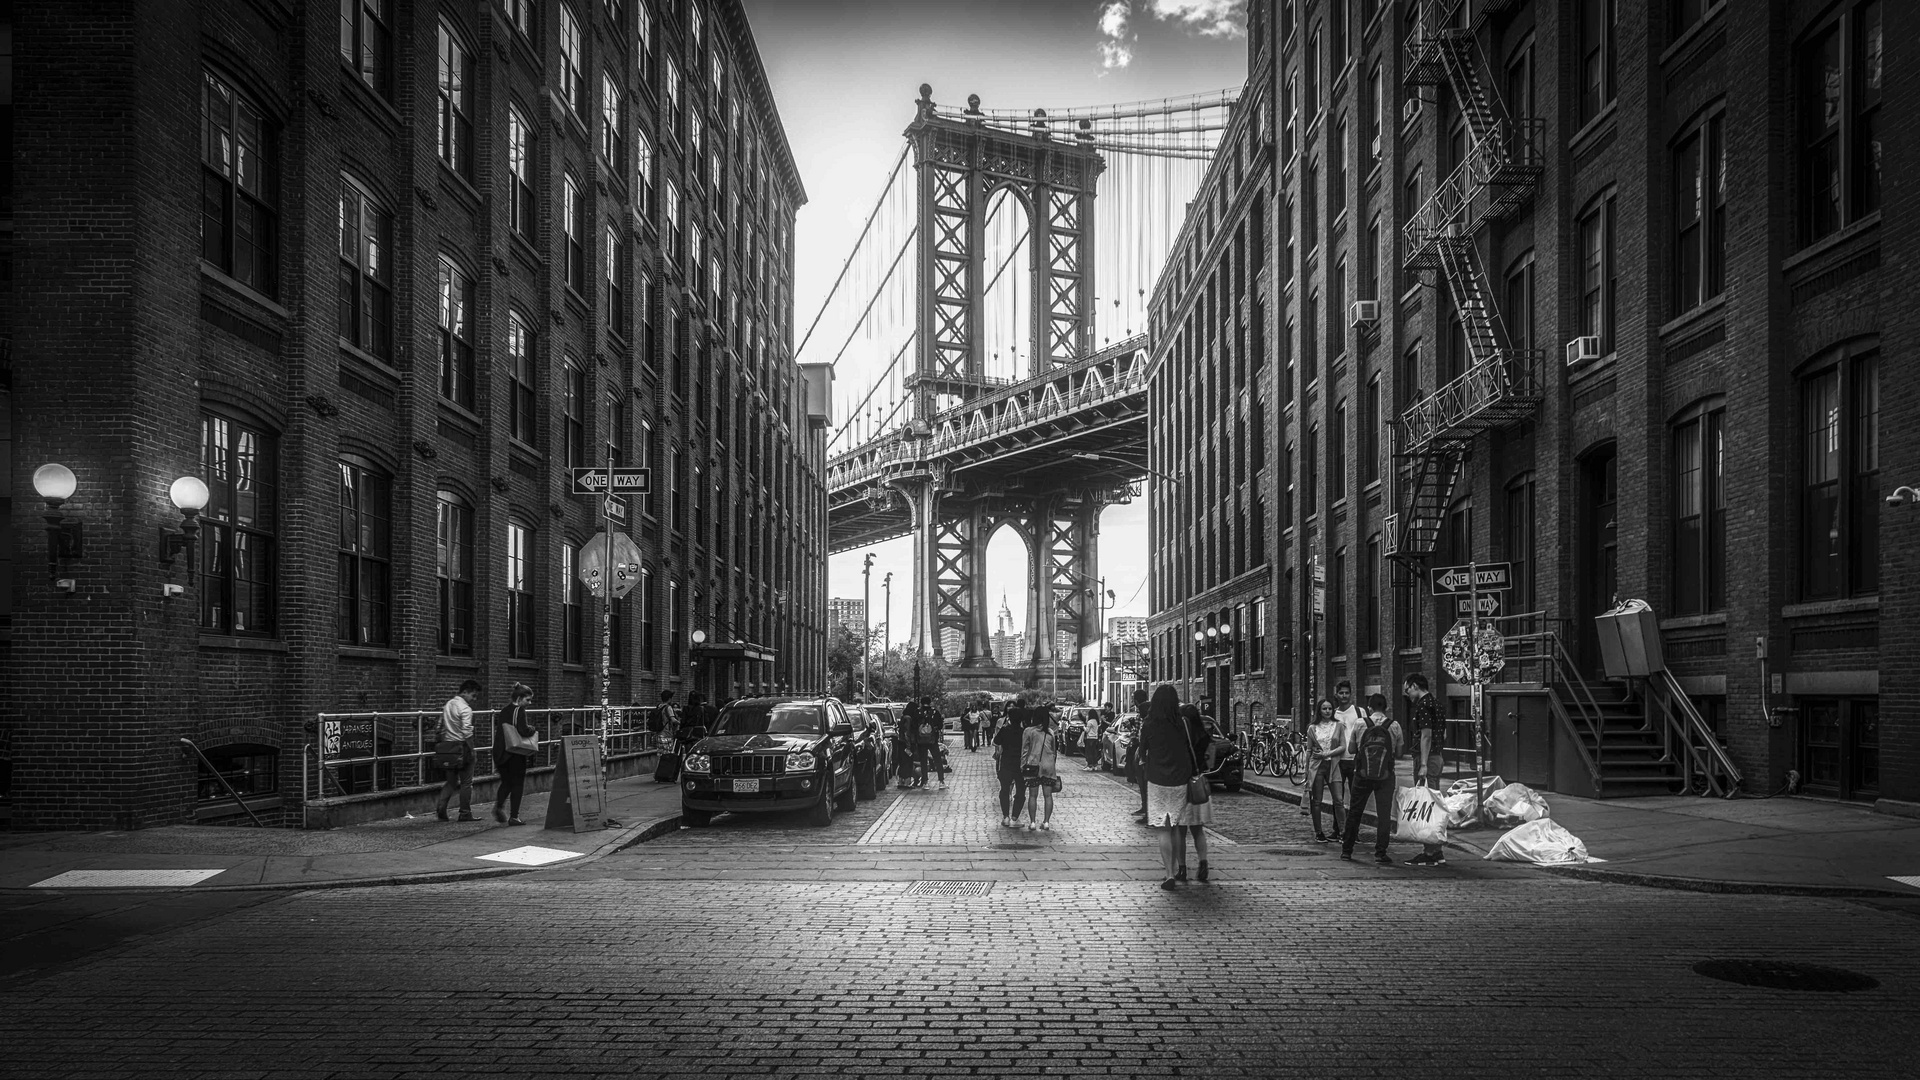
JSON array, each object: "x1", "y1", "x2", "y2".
[
  {"x1": 1649, "y1": 669, "x2": 1744, "y2": 797},
  {"x1": 309, "y1": 706, "x2": 662, "y2": 800},
  {"x1": 182, "y1": 737, "x2": 267, "y2": 827}
]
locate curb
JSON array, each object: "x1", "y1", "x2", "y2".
[{"x1": 1236, "y1": 775, "x2": 1917, "y2": 899}]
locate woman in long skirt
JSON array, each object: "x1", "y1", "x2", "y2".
[{"x1": 1138, "y1": 685, "x2": 1212, "y2": 888}]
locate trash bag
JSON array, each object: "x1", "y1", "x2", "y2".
[
  {"x1": 1441, "y1": 790, "x2": 1480, "y2": 827},
  {"x1": 1484, "y1": 783, "x2": 1550, "y2": 825},
  {"x1": 1447, "y1": 775, "x2": 1505, "y2": 801},
  {"x1": 1393, "y1": 785, "x2": 1448, "y2": 846},
  {"x1": 1483, "y1": 818, "x2": 1593, "y2": 864}
]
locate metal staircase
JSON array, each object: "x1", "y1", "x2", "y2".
[{"x1": 1391, "y1": 8, "x2": 1544, "y2": 564}]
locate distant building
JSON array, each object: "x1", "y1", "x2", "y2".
[
  {"x1": 991, "y1": 595, "x2": 1024, "y2": 668},
  {"x1": 940, "y1": 626, "x2": 965, "y2": 663},
  {"x1": 1107, "y1": 616, "x2": 1148, "y2": 645},
  {"x1": 828, "y1": 598, "x2": 867, "y2": 636}
]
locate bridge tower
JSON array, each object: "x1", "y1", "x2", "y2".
[{"x1": 893, "y1": 86, "x2": 1107, "y2": 688}]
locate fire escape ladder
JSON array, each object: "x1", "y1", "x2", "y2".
[{"x1": 1391, "y1": 440, "x2": 1466, "y2": 564}]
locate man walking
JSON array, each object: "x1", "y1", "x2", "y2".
[
  {"x1": 434, "y1": 678, "x2": 483, "y2": 822},
  {"x1": 1127, "y1": 687, "x2": 1150, "y2": 820},
  {"x1": 1327, "y1": 679, "x2": 1365, "y2": 820},
  {"x1": 1404, "y1": 674, "x2": 1450, "y2": 867},
  {"x1": 993, "y1": 703, "x2": 1028, "y2": 826},
  {"x1": 1339, "y1": 693, "x2": 1402, "y2": 864},
  {"x1": 906, "y1": 696, "x2": 946, "y2": 788}
]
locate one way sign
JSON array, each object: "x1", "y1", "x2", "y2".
[
  {"x1": 1455, "y1": 594, "x2": 1502, "y2": 617},
  {"x1": 571, "y1": 467, "x2": 652, "y2": 496},
  {"x1": 1430, "y1": 563, "x2": 1512, "y2": 595}
]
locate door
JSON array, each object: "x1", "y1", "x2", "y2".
[
  {"x1": 1577, "y1": 446, "x2": 1618, "y2": 676},
  {"x1": 1800, "y1": 698, "x2": 1879, "y2": 801}
]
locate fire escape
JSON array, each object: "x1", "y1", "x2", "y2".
[{"x1": 1389, "y1": 6, "x2": 1543, "y2": 569}]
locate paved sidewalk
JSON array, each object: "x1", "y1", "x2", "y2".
[
  {"x1": 0, "y1": 770, "x2": 687, "y2": 891},
  {"x1": 1242, "y1": 763, "x2": 1920, "y2": 896}
]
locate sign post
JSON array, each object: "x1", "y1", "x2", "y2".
[
  {"x1": 574, "y1": 449, "x2": 647, "y2": 829},
  {"x1": 1436, "y1": 561, "x2": 1510, "y2": 824}
]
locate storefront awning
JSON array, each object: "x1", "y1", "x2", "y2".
[{"x1": 690, "y1": 640, "x2": 777, "y2": 664}]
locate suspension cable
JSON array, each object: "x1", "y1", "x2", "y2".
[
  {"x1": 829, "y1": 335, "x2": 914, "y2": 450},
  {"x1": 824, "y1": 225, "x2": 918, "y2": 372},
  {"x1": 794, "y1": 142, "x2": 911, "y2": 364}
]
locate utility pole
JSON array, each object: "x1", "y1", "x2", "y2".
[
  {"x1": 862, "y1": 553, "x2": 875, "y2": 702},
  {"x1": 882, "y1": 571, "x2": 893, "y2": 655}
]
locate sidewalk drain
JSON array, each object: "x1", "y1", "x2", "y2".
[
  {"x1": 993, "y1": 843, "x2": 1041, "y2": 851},
  {"x1": 1692, "y1": 959, "x2": 1878, "y2": 993},
  {"x1": 904, "y1": 881, "x2": 994, "y2": 898},
  {"x1": 1262, "y1": 848, "x2": 1326, "y2": 857}
]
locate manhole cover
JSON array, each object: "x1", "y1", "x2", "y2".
[
  {"x1": 903, "y1": 880, "x2": 994, "y2": 898},
  {"x1": 1264, "y1": 847, "x2": 1327, "y2": 857},
  {"x1": 1692, "y1": 959, "x2": 1879, "y2": 993},
  {"x1": 994, "y1": 843, "x2": 1041, "y2": 851}
]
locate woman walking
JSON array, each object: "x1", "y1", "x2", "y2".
[
  {"x1": 492, "y1": 683, "x2": 538, "y2": 825},
  {"x1": 1139, "y1": 685, "x2": 1213, "y2": 889},
  {"x1": 1306, "y1": 697, "x2": 1347, "y2": 843},
  {"x1": 1021, "y1": 708, "x2": 1060, "y2": 831}
]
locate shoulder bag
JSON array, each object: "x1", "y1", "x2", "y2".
[
  {"x1": 501, "y1": 708, "x2": 540, "y2": 757},
  {"x1": 1184, "y1": 719, "x2": 1211, "y2": 805}
]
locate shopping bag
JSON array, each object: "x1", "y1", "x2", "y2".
[
  {"x1": 1483, "y1": 818, "x2": 1593, "y2": 864},
  {"x1": 1441, "y1": 790, "x2": 1480, "y2": 827},
  {"x1": 1393, "y1": 785, "x2": 1448, "y2": 846}
]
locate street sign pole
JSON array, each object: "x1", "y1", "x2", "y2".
[{"x1": 1470, "y1": 559, "x2": 1484, "y2": 825}]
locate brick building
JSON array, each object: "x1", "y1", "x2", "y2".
[
  {"x1": 3, "y1": 0, "x2": 828, "y2": 829},
  {"x1": 827, "y1": 596, "x2": 865, "y2": 635},
  {"x1": 1149, "y1": 0, "x2": 1917, "y2": 813}
]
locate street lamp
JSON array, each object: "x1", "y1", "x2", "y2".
[
  {"x1": 160, "y1": 475, "x2": 210, "y2": 586},
  {"x1": 1075, "y1": 450, "x2": 1203, "y2": 699},
  {"x1": 32, "y1": 463, "x2": 85, "y2": 580},
  {"x1": 861, "y1": 553, "x2": 875, "y2": 703},
  {"x1": 1886, "y1": 486, "x2": 1920, "y2": 505}
]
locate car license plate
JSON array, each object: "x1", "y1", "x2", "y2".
[{"x1": 731, "y1": 778, "x2": 760, "y2": 793}]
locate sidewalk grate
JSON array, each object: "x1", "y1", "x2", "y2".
[
  {"x1": 903, "y1": 880, "x2": 994, "y2": 899},
  {"x1": 1887, "y1": 876, "x2": 1920, "y2": 891},
  {"x1": 31, "y1": 869, "x2": 226, "y2": 888},
  {"x1": 1263, "y1": 847, "x2": 1327, "y2": 857},
  {"x1": 1692, "y1": 959, "x2": 1879, "y2": 993},
  {"x1": 474, "y1": 845, "x2": 585, "y2": 867}
]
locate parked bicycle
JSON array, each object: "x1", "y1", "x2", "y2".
[{"x1": 1246, "y1": 723, "x2": 1310, "y2": 785}]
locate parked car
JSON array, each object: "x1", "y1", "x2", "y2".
[
  {"x1": 1100, "y1": 716, "x2": 1141, "y2": 774},
  {"x1": 845, "y1": 705, "x2": 890, "y2": 796},
  {"x1": 1197, "y1": 717, "x2": 1244, "y2": 793},
  {"x1": 680, "y1": 696, "x2": 865, "y2": 828},
  {"x1": 1059, "y1": 706, "x2": 1100, "y2": 752}
]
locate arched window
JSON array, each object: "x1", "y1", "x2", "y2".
[
  {"x1": 200, "y1": 409, "x2": 278, "y2": 636},
  {"x1": 338, "y1": 457, "x2": 391, "y2": 646},
  {"x1": 339, "y1": 174, "x2": 393, "y2": 359},
  {"x1": 437, "y1": 491, "x2": 475, "y2": 655},
  {"x1": 438, "y1": 256, "x2": 475, "y2": 409},
  {"x1": 201, "y1": 70, "x2": 277, "y2": 296}
]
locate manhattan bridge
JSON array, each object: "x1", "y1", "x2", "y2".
[{"x1": 805, "y1": 84, "x2": 1237, "y2": 694}]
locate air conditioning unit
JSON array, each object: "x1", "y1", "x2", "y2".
[
  {"x1": 1565, "y1": 335, "x2": 1603, "y2": 366},
  {"x1": 1350, "y1": 300, "x2": 1380, "y2": 327},
  {"x1": 1402, "y1": 99, "x2": 1422, "y2": 126}
]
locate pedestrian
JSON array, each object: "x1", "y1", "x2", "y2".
[
  {"x1": 1340, "y1": 692, "x2": 1403, "y2": 865},
  {"x1": 1083, "y1": 707, "x2": 1104, "y2": 771},
  {"x1": 492, "y1": 683, "x2": 538, "y2": 825},
  {"x1": 1329, "y1": 679, "x2": 1365, "y2": 802},
  {"x1": 993, "y1": 704, "x2": 1029, "y2": 826},
  {"x1": 1139, "y1": 685, "x2": 1212, "y2": 888},
  {"x1": 434, "y1": 678, "x2": 482, "y2": 822},
  {"x1": 908, "y1": 696, "x2": 946, "y2": 788},
  {"x1": 1127, "y1": 686, "x2": 1150, "y2": 820},
  {"x1": 684, "y1": 692, "x2": 711, "y2": 745},
  {"x1": 651, "y1": 690, "x2": 681, "y2": 783},
  {"x1": 1404, "y1": 673, "x2": 1450, "y2": 868},
  {"x1": 1305, "y1": 697, "x2": 1347, "y2": 843},
  {"x1": 1021, "y1": 708, "x2": 1059, "y2": 831},
  {"x1": 962, "y1": 706, "x2": 979, "y2": 752}
]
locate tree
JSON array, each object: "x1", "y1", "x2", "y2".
[
  {"x1": 824, "y1": 625, "x2": 868, "y2": 701},
  {"x1": 869, "y1": 645, "x2": 948, "y2": 703}
]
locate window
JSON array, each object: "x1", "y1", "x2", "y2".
[
  {"x1": 507, "y1": 520, "x2": 535, "y2": 659},
  {"x1": 1367, "y1": 62, "x2": 1384, "y2": 161},
  {"x1": 1363, "y1": 534, "x2": 1381, "y2": 654},
  {"x1": 339, "y1": 0, "x2": 391, "y2": 98},
  {"x1": 507, "y1": 312, "x2": 537, "y2": 445},
  {"x1": 1400, "y1": 339, "x2": 1421, "y2": 408},
  {"x1": 665, "y1": 59, "x2": 682, "y2": 141},
  {"x1": 337, "y1": 458, "x2": 390, "y2": 646},
  {"x1": 635, "y1": 127, "x2": 654, "y2": 213},
  {"x1": 505, "y1": 0, "x2": 535, "y2": 40},
  {"x1": 1400, "y1": 167, "x2": 1421, "y2": 293},
  {"x1": 636, "y1": 2, "x2": 653, "y2": 80},
  {"x1": 1304, "y1": 424, "x2": 1318, "y2": 517},
  {"x1": 1799, "y1": 2, "x2": 1882, "y2": 246},
  {"x1": 1331, "y1": 399, "x2": 1347, "y2": 502},
  {"x1": 337, "y1": 177, "x2": 391, "y2": 359},
  {"x1": 1579, "y1": 0, "x2": 1615, "y2": 126},
  {"x1": 200, "y1": 412, "x2": 277, "y2": 635},
  {"x1": 1364, "y1": 215, "x2": 1381, "y2": 301},
  {"x1": 641, "y1": 568, "x2": 655, "y2": 668},
  {"x1": 1504, "y1": 252, "x2": 1535, "y2": 359},
  {"x1": 437, "y1": 491, "x2": 475, "y2": 655},
  {"x1": 196, "y1": 744, "x2": 277, "y2": 802},
  {"x1": 1578, "y1": 194, "x2": 1616, "y2": 354},
  {"x1": 605, "y1": 226, "x2": 627, "y2": 338},
  {"x1": 562, "y1": 540, "x2": 584, "y2": 664},
  {"x1": 670, "y1": 582, "x2": 683, "y2": 673},
  {"x1": 1674, "y1": 113, "x2": 1725, "y2": 315},
  {"x1": 508, "y1": 106, "x2": 537, "y2": 239},
  {"x1": 201, "y1": 70, "x2": 276, "y2": 296},
  {"x1": 438, "y1": 257, "x2": 475, "y2": 410},
  {"x1": 437, "y1": 23, "x2": 473, "y2": 178},
  {"x1": 1331, "y1": 119, "x2": 1347, "y2": 219},
  {"x1": 602, "y1": 74, "x2": 625, "y2": 169},
  {"x1": 560, "y1": 4, "x2": 587, "y2": 117},
  {"x1": 1801, "y1": 349, "x2": 1878, "y2": 599},
  {"x1": 563, "y1": 174, "x2": 586, "y2": 293},
  {"x1": 1330, "y1": 257, "x2": 1346, "y2": 361},
  {"x1": 1505, "y1": 472, "x2": 1537, "y2": 616},
  {"x1": 1362, "y1": 375, "x2": 1380, "y2": 486},
  {"x1": 1505, "y1": 40, "x2": 1535, "y2": 121},
  {"x1": 563, "y1": 359, "x2": 587, "y2": 468},
  {"x1": 1330, "y1": 546, "x2": 1346, "y2": 656},
  {"x1": 1671, "y1": 400, "x2": 1726, "y2": 616}
]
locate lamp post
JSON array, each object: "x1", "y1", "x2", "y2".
[
  {"x1": 160, "y1": 476, "x2": 210, "y2": 588},
  {"x1": 861, "y1": 553, "x2": 875, "y2": 702},
  {"x1": 1072, "y1": 450, "x2": 1199, "y2": 701},
  {"x1": 32, "y1": 464, "x2": 85, "y2": 584},
  {"x1": 882, "y1": 571, "x2": 893, "y2": 655}
]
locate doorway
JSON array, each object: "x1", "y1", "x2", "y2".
[
  {"x1": 1800, "y1": 698, "x2": 1880, "y2": 801},
  {"x1": 1577, "y1": 446, "x2": 1618, "y2": 676}
]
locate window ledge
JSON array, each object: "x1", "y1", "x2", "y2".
[
  {"x1": 1658, "y1": 3, "x2": 1726, "y2": 68},
  {"x1": 436, "y1": 657, "x2": 482, "y2": 669},
  {"x1": 1568, "y1": 101, "x2": 1619, "y2": 157},
  {"x1": 507, "y1": 658, "x2": 540, "y2": 669},
  {"x1": 1782, "y1": 597, "x2": 1879, "y2": 620},
  {"x1": 438, "y1": 166, "x2": 484, "y2": 211},
  {"x1": 510, "y1": 231, "x2": 545, "y2": 272},
  {"x1": 201, "y1": 262, "x2": 291, "y2": 321},
  {"x1": 437, "y1": 398, "x2": 485, "y2": 430},
  {"x1": 200, "y1": 634, "x2": 288, "y2": 653},
  {"x1": 195, "y1": 795, "x2": 283, "y2": 822},
  {"x1": 338, "y1": 338, "x2": 402, "y2": 381},
  {"x1": 338, "y1": 63, "x2": 404, "y2": 130},
  {"x1": 508, "y1": 437, "x2": 542, "y2": 460},
  {"x1": 338, "y1": 646, "x2": 400, "y2": 661},
  {"x1": 1659, "y1": 613, "x2": 1727, "y2": 631},
  {"x1": 1569, "y1": 351, "x2": 1619, "y2": 388},
  {"x1": 1783, "y1": 212, "x2": 1881, "y2": 276},
  {"x1": 1658, "y1": 295, "x2": 1728, "y2": 342}
]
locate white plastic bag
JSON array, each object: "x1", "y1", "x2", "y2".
[
  {"x1": 1483, "y1": 782, "x2": 1550, "y2": 825},
  {"x1": 1447, "y1": 775, "x2": 1505, "y2": 801},
  {"x1": 1393, "y1": 785, "x2": 1449, "y2": 846},
  {"x1": 1483, "y1": 818, "x2": 1593, "y2": 864},
  {"x1": 1441, "y1": 790, "x2": 1480, "y2": 826}
]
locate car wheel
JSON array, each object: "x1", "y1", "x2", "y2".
[
  {"x1": 856, "y1": 760, "x2": 877, "y2": 801},
  {"x1": 682, "y1": 807, "x2": 713, "y2": 828},
  {"x1": 808, "y1": 787, "x2": 835, "y2": 827},
  {"x1": 836, "y1": 770, "x2": 858, "y2": 811},
  {"x1": 1223, "y1": 781, "x2": 1242, "y2": 793}
]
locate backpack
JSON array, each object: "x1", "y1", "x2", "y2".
[
  {"x1": 1355, "y1": 717, "x2": 1395, "y2": 782},
  {"x1": 916, "y1": 715, "x2": 938, "y2": 741}
]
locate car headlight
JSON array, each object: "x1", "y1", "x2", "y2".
[
  {"x1": 787, "y1": 751, "x2": 816, "y2": 772},
  {"x1": 683, "y1": 754, "x2": 711, "y2": 774}
]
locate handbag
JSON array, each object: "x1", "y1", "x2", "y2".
[
  {"x1": 1184, "y1": 718, "x2": 1211, "y2": 804},
  {"x1": 501, "y1": 723, "x2": 539, "y2": 758},
  {"x1": 432, "y1": 739, "x2": 468, "y2": 771}
]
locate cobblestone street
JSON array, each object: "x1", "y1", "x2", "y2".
[{"x1": 5, "y1": 748, "x2": 1919, "y2": 1078}]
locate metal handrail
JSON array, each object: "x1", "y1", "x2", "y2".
[
  {"x1": 1650, "y1": 668, "x2": 1744, "y2": 797},
  {"x1": 181, "y1": 737, "x2": 266, "y2": 827},
  {"x1": 310, "y1": 706, "x2": 661, "y2": 800}
]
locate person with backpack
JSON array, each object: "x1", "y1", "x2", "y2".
[
  {"x1": 1339, "y1": 692, "x2": 1403, "y2": 864},
  {"x1": 993, "y1": 705, "x2": 1029, "y2": 825},
  {"x1": 905, "y1": 696, "x2": 945, "y2": 788}
]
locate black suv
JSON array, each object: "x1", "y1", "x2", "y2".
[{"x1": 680, "y1": 696, "x2": 873, "y2": 828}]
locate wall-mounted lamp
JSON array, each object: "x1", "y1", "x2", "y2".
[
  {"x1": 1192, "y1": 630, "x2": 1205, "y2": 644},
  {"x1": 692, "y1": 629, "x2": 708, "y2": 645},
  {"x1": 33, "y1": 463, "x2": 85, "y2": 572},
  {"x1": 159, "y1": 476, "x2": 211, "y2": 584},
  {"x1": 1885, "y1": 485, "x2": 1920, "y2": 506}
]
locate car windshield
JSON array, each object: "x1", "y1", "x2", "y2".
[{"x1": 711, "y1": 702, "x2": 826, "y2": 737}]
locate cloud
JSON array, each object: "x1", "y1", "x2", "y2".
[
  {"x1": 1096, "y1": 1, "x2": 1134, "y2": 69},
  {"x1": 1145, "y1": 0, "x2": 1246, "y2": 39}
]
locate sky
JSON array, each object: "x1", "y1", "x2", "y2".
[{"x1": 743, "y1": 0, "x2": 1250, "y2": 649}]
